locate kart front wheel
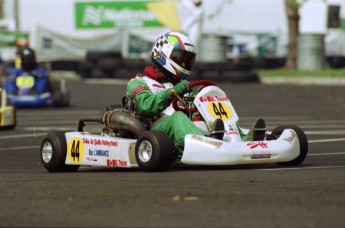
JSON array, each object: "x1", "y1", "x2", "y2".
[
  {"x1": 270, "y1": 125, "x2": 308, "y2": 166},
  {"x1": 135, "y1": 131, "x2": 175, "y2": 172},
  {"x1": 41, "y1": 131, "x2": 79, "y2": 172}
]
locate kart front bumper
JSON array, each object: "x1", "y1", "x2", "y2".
[
  {"x1": 9, "y1": 93, "x2": 53, "y2": 107},
  {"x1": 182, "y1": 129, "x2": 300, "y2": 165}
]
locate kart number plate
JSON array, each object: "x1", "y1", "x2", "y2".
[
  {"x1": 16, "y1": 76, "x2": 35, "y2": 89},
  {"x1": 207, "y1": 102, "x2": 233, "y2": 120}
]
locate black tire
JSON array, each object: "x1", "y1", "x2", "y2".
[
  {"x1": 50, "y1": 80, "x2": 61, "y2": 91},
  {"x1": 98, "y1": 58, "x2": 121, "y2": 70},
  {"x1": 135, "y1": 131, "x2": 175, "y2": 172},
  {"x1": 41, "y1": 131, "x2": 79, "y2": 172},
  {"x1": 270, "y1": 125, "x2": 308, "y2": 166},
  {"x1": 86, "y1": 51, "x2": 122, "y2": 63},
  {"x1": 79, "y1": 61, "x2": 95, "y2": 78},
  {"x1": 52, "y1": 90, "x2": 69, "y2": 107},
  {"x1": 8, "y1": 107, "x2": 17, "y2": 130},
  {"x1": 61, "y1": 90, "x2": 70, "y2": 107},
  {"x1": 98, "y1": 58, "x2": 122, "y2": 78}
]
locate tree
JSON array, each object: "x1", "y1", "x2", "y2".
[{"x1": 285, "y1": 0, "x2": 300, "y2": 69}]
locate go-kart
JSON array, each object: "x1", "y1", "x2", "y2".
[
  {"x1": 40, "y1": 80, "x2": 308, "y2": 172},
  {"x1": 2, "y1": 72, "x2": 69, "y2": 108},
  {"x1": 0, "y1": 88, "x2": 16, "y2": 129}
]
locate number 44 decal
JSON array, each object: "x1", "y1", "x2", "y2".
[
  {"x1": 67, "y1": 138, "x2": 84, "y2": 163},
  {"x1": 207, "y1": 102, "x2": 233, "y2": 120},
  {"x1": 212, "y1": 103, "x2": 228, "y2": 118}
]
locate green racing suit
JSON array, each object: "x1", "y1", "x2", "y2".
[{"x1": 127, "y1": 66, "x2": 202, "y2": 149}]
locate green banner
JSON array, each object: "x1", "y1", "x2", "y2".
[
  {"x1": 0, "y1": 31, "x2": 29, "y2": 47},
  {"x1": 75, "y1": 1, "x2": 164, "y2": 29}
]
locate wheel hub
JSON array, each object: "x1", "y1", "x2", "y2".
[
  {"x1": 138, "y1": 140, "x2": 153, "y2": 162},
  {"x1": 42, "y1": 142, "x2": 53, "y2": 163}
]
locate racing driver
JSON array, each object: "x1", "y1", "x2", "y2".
[
  {"x1": 5, "y1": 47, "x2": 50, "y2": 95},
  {"x1": 126, "y1": 31, "x2": 265, "y2": 151}
]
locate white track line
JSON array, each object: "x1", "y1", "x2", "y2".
[
  {"x1": 0, "y1": 145, "x2": 40, "y2": 151},
  {"x1": 309, "y1": 138, "x2": 345, "y2": 143},
  {"x1": 306, "y1": 131, "x2": 345, "y2": 135},
  {"x1": 0, "y1": 133, "x2": 46, "y2": 139},
  {"x1": 258, "y1": 165, "x2": 345, "y2": 171},
  {"x1": 308, "y1": 152, "x2": 345, "y2": 156}
]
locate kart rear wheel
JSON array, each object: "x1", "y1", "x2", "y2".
[
  {"x1": 41, "y1": 131, "x2": 79, "y2": 172},
  {"x1": 135, "y1": 131, "x2": 175, "y2": 172},
  {"x1": 8, "y1": 108, "x2": 17, "y2": 130},
  {"x1": 53, "y1": 90, "x2": 69, "y2": 107},
  {"x1": 270, "y1": 125, "x2": 308, "y2": 166}
]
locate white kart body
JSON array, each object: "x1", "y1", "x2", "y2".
[
  {"x1": 62, "y1": 85, "x2": 301, "y2": 168},
  {"x1": 182, "y1": 131, "x2": 299, "y2": 165},
  {"x1": 182, "y1": 85, "x2": 300, "y2": 165}
]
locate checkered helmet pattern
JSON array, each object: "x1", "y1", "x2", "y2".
[{"x1": 152, "y1": 35, "x2": 168, "y2": 58}]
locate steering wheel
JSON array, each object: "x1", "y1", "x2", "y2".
[{"x1": 172, "y1": 80, "x2": 216, "y2": 114}]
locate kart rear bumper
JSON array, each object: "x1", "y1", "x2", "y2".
[
  {"x1": 0, "y1": 106, "x2": 16, "y2": 128},
  {"x1": 182, "y1": 129, "x2": 300, "y2": 165}
]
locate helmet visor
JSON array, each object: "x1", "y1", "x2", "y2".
[{"x1": 170, "y1": 49, "x2": 196, "y2": 71}]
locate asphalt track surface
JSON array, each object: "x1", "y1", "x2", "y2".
[{"x1": 1, "y1": 79, "x2": 344, "y2": 227}]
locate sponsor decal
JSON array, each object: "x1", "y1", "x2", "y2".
[
  {"x1": 67, "y1": 138, "x2": 85, "y2": 164},
  {"x1": 131, "y1": 85, "x2": 148, "y2": 98},
  {"x1": 225, "y1": 131, "x2": 239, "y2": 136},
  {"x1": 283, "y1": 131, "x2": 296, "y2": 143},
  {"x1": 75, "y1": 2, "x2": 163, "y2": 29},
  {"x1": 16, "y1": 75, "x2": 35, "y2": 89},
  {"x1": 225, "y1": 124, "x2": 239, "y2": 135},
  {"x1": 199, "y1": 96, "x2": 229, "y2": 103},
  {"x1": 251, "y1": 154, "x2": 271, "y2": 159},
  {"x1": 86, "y1": 157, "x2": 98, "y2": 162},
  {"x1": 191, "y1": 135, "x2": 222, "y2": 149},
  {"x1": 107, "y1": 159, "x2": 128, "y2": 167},
  {"x1": 82, "y1": 138, "x2": 118, "y2": 147},
  {"x1": 88, "y1": 149, "x2": 109, "y2": 157},
  {"x1": 247, "y1": 142, "x2": 268, "y2": 149},
  {"x1": 152, "y1": 84, "x2": 166, "y2": 89}
]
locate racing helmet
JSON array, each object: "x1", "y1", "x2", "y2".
[
  {"x1": 20, "y1": 47, "x2": 37, "y2": 71},
  {"x1": 151, "y1": 32, "x2": 196, "y2": 81}
]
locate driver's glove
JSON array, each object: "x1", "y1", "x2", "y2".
[{"x1": 173, "y1": 80, "x2": 190, "y2": 96}]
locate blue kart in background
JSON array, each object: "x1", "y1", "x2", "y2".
[
  {"x1": 2, "y1": 69, "x2": 69, "y2": 108},
  {"x1": 1, "y1": 47, "x2": 69, "y2": 108}
]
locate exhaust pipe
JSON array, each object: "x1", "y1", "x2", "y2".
[{"x1": 103, "y1": 111, "x2": 146, "y2": 138}]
